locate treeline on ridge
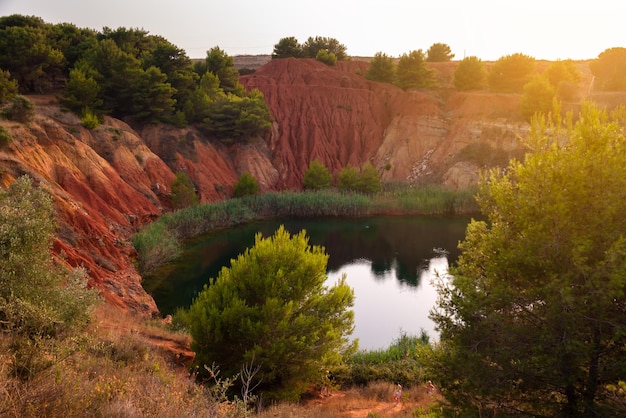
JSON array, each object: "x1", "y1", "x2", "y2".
[{"x1": 0, "y1": 14, "x2": 272, "y2": 142}]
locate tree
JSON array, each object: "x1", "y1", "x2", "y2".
[
  {"x1": 356, "y1": 162, "x2": 381, "y2": 195},
  {"x1": 589, "y1": 47, "x2": 626, "y2": 91},
  {"x1": 303, "y1": 159, "x2": 332, "y2": 190},
  {"x1": 426, "y1": 43, "x2": 454, "y2": 62},
  {"x1": 184, "y1": 226, "x2": 355, "y2": 400},
  {"x1": 394, "y1": 50, "x2": 437, "y2": 90},
  {"x1": 0, "y1": 22, "x2": 65, "y2": 92},
  {"x1": 272, "y1": 36, "x2": 303, "y2": 59},
  {"x1": 0, "y1": 176, "x2": 99, "y2": 336},
  {"x1": 61, "y1": 67, "x2": 102, "y2": 113},
  {"x1": 366, "y1": 52, "x2": 396, "y2": 84},
  {"x1": 170, "y1": 171, "x2": 198, "y2": 209},
  {"x1": 519, "y1": 75, "x2": 557, "y2": 121},
  {"x1": 200, "y1": 89, "x2": 272, "y2": 142},
  {"x1": 487, "y1": 53, "x2": 535, "y2": 93},
  {"x1": 2, "y1": 95, "x2": 34, "y2": 123},
  {"x1": 232, "y1": 172, "x2": 258, "y2": 197},
  {"x1": 430, "y1": 103, "x2": 626, "y2": 416},
  {"x1": 337, "y1": 164, "x2": 360, "y2": 192},
  {"x1": 204, "y1": 46, "x2": 239, "y2": 93},
  {"x1": 131, "y1": 65, "x2": 176, "y2": 122},
  {"x1": 453, "y1": 56, "x2": 486, "y2": 91},
  {"x1": 0, "y1": 69, "x2": 18, "y2": 103},
  {"x1": 543, "y1": 59, "x2": 581, "y2": 100},
  {"x1": 302, "y1": 36, "x2": 347, "y2": 61}
]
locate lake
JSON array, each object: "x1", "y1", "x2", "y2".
[{"x1": 143, "y1": 216, "x2": 471, "y2": 350}]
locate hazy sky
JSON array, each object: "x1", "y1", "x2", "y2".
[{"x1": 2, "y1": 0, "x2": 624, "y2": 60}]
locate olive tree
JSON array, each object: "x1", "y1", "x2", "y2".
[
  {"x1": 430, "y1": 103, "x2": 626, "y2": 416},
  {"x1": 184, "y1": 226, "x2": 355, "y2": 401},
  {"x1": 0, "y1": 176, "x2": 99, "y2": 336}
]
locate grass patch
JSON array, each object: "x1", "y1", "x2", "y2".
[
  {"x1": 133, "y1": 186, "x2": 478, "y2": 275},
  {"x1": 336, "y1": 331, "x2": 433, "y2": 388}
]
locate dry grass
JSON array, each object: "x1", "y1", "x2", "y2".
[
  {"x1": 0, "y1": 304, "x2": 443, "y2": 417},
  {"x1": 257, "y1": 381, "x2": 442, "y2": 418}
]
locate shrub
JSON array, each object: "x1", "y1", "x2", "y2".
[
  {"x1": 488, "y1": 53, "x2": 535, "y2": 93},
  {"x1": 0, "y1": 69, "x2": 18, "y2": 104},
  {"x1": 2, "y1": 95, "x2": 34, "y2": 123},
  {"x1": 520, "y1": 76, "x2": 557, "y2": 121},
  {"x1": 366, "y1": 52, "x2": 396, "y2": 84},
  {"x1": 315, "y1": 49, "x2": 337, "y2": 66},
  {"x1": 453, "y1": 56, "x2": 487, "y2": 91},
  {"x1": 233, "y1": 172, "x2": 258, "y2": 198},
  {"x1": 0, "y1": 125, "x2": 12, "y2": 147},
  {"x1": 0, "y1": 176, "x2": 99, "y2": 337},
  {"x1": 170, "y1": 171, "x2": 198, "y2": 209},
  {"x1": 80, "y1": 108, "x2": 100, "y2": 129},
  {"x1": 337, "y1": 164, "x2": 359, "y2": 192},
  {"x1": 303, "y1": 159, "x2": 332, "y2": 190}
]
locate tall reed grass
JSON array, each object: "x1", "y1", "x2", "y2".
[{"x1": 132, "y1": 185, "x2": 479, "y2": 275}]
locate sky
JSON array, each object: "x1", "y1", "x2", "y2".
[{"x1": 2, "y1": 0, "x2": 624, "y2": 61}]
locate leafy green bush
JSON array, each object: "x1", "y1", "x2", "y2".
[
  {"x1": 303, "y1": 159, "x2": 332, "y2": 190},
  {"x1": 453, "y1": 56, "x2": 487, "y2": 91},
  {"x1": 0, "y1": 125, "x2": 12, "y2": 147},
  {"x1": 366, "y1": 52, "x2": 396, "y2": 84},
  {"x1": 233, "y1": 172, "x2": 258, "y2": 198},
  {"x1": 2, "y1": 95, "x2": 34, "y2": 123},
  {"x1": 0, "y1": 176, "x2": 99, "y2": 337},
  {"x1": 520, "y1": 76, "x2": 557, "y2": 121},
  {"x1": 170, "y1": 171, "x2": 198, "y2": 209},
  {"x1": 394, "y1": 50, "x2": 438, "y2": 90},
  {"x1": 338, "y1": 332, "x2": 431, "y2": 387},
  {"x1": 487, "y1": 53, "x2": 535, "y2": 93},
  {"x1": 0, "y1": 69, "x2": 18, "y2": 104},
  {"x1": 315, "y1": 49, "x2": 337, "y2": 66},
  {"x1": 80, "y1": 107, "x2": 100, "y2": 129}
]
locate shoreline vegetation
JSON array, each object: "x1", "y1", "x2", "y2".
[{"x1": 132, "y1": 185, "x2": 479, "y2": 275}]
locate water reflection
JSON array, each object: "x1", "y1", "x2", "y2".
[{"x1": 143, "y1": 216, "x2": 470, "y2": 349}]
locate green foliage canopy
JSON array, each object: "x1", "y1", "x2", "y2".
[
  {"x1": 426, "y1": 43, "x2": 454, "y2": 62},
  {"x1": 394, "y1": 50, "x2": 437, "y2": 90},
  {"x1": 487, "y1": 52, "x2": 535, "y2": 93},
  {"x1": 272, "y1": 36, "x2": 303, "y2": 59},
  {"x1": 453, "y1": 56, "x2": 486, "y2": 91},
  {"x1": 184, "y1": 226, "x2": 355, "y2": 400},
  {"x1": 430, "y1": 103, "x2": 626, "y2": 416},
  {"x1": 303, "y1": 159, "x2": 332, "y2": 190},
  {"x1": 170, "y1": 171, "x2": 198, "y2": 209},
  {"x1": 589, "y1": 47, "x2": 626, "y2": 91},
  {"x1": 232, "y1": 172, "x2": 259, "y2": 198},
  {"x1": 365, "y1": 52, "x2": 396, "y2": 84},
  {"x1": 519, "y1": 75, "x2": 557, "y2": 121},
  {"x1": 0, "y1": 176, "x2": 99, "y2": 336}
]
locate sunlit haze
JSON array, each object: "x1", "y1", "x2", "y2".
[{"x1": 2, "y1": 0, "x2": 623, "y2": 61}]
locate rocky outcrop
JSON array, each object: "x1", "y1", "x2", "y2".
[{"x1": 0, "y1": 59, "x2": 543, "y2": 314}]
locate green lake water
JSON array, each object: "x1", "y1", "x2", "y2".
[{"x1": 143, "y1": 215, "x2": 471, "y2": 350}]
